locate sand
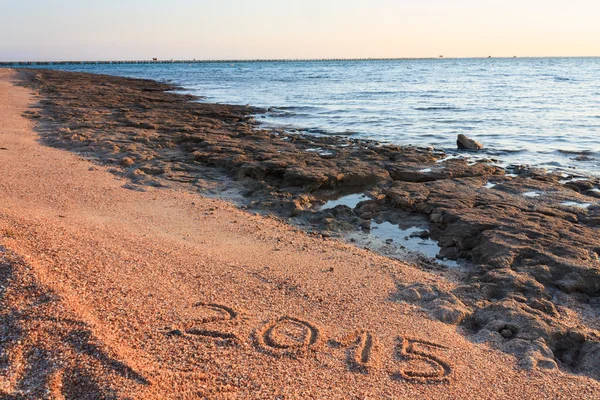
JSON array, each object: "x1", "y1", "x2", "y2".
[{"x1": 0, "y1": 68, "x2": 598, "y2": 399}]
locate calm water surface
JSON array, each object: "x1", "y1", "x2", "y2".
[{"x1": 26, "y1": 58, "x2": 600, "y2": 176}]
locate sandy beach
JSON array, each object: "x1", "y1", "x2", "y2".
[{"x1": 1, "y1": 68, "x2": 599, "y2": 398}]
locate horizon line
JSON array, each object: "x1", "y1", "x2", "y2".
[{"x1": 1, "y1": 55, "x2": 600, "y2": 65}]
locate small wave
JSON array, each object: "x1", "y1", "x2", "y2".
[
  {"x1": 301, "y1": 127, "x2": 357, "y2": 136},
  {"x1": 554, "y1": 76, "x2": 575, "y2": 82},
  {"x1": 414, "y1": 106, "x2": 463, "y2": 111},
  {"x1": 558, "y1": 149, "x2": 595, "y2": 155},
  {"x1": 353, "y1": 91, "x2": 397, "y2": 96},
  {"x1": 433, "y1": 119, "x2": 483, "y2": 125},
  {"x1": 275, "y1": 106, "x2": 323, "y2": 112},
  {"x1": 484, "y1": 149, "x2": 527, "y2": 155}
]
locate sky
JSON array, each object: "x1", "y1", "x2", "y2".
[{"x1": 1, "y1": 0, "x2": 599, "y2": 60}]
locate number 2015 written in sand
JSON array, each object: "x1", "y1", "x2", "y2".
[{"x1": 169, "y1": 303, "x2": 453, "y2": 384}]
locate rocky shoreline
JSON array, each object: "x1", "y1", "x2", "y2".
[{"x1": 18, "y1": 68, "x2": 600, "y2": 380}]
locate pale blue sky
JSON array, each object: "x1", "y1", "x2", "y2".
[{"x1": 1, "y1": 0, "x2": 599, "y2": 60}]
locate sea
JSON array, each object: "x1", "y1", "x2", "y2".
[{"x1": 22, "y1": 58, "x2": 600, "y2": 177}]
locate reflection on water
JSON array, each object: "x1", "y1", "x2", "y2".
[
  {"x1": 367, "y1": 221, "x2": 460, "y2": 268},
  {"x1": 320, "y1": 193, "x2": 368, "y2": 210},
  {"x1": 371, "y1": 222, "x2": 440, "y2": 259}
]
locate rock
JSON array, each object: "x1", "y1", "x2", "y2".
[
  {"x1": 120, "y1": 157, "x2": 135, "y2": 167},
  {"x1": 282, "y1": 167, "x2": 328, "y2": 189},
  {"x1": 393, "y1": 284, "x2": 470, "y2": 325},
  {"x1": 139, "y1": 165, "x2": 166, "y2": 176},
  {"x1": 438, "y1": 246, "x2": 460, "y2": 260},
  {"x1": 360, "y1": 219, "x2": 371, "y2": 231},
  {"x1": 330, "y1": 205, "x2": 355, "y2": 219},
  {"x1": 457, "y1": 134, "x2": 483, "y2": 150},
  {"x1": 502, "y1": 338, "x2": 556, "y2": 371},
  {"x1": 428, "y1": 299, "x2": 470, "y2": 325},
  {"x1": 409, "y1": 230, "x2": 430, "y2": 239},
  {"x1": 537, "y1": 359, "x2": 559, "y2": 370},
  {"x1": 501, "y1": 329, "x2": 513, "y2": 339},
  {"x1": 472, "y1": 328, "x2": 503, "y2": 344},
  {"x1": 395, "y1": 283, "x2": 440, "y2": 302},
  {"x1": 551, "y1": 331, "x2": 586, "y2": 367},
  {"x1": 290, "y1": 195, "x2": 312, "y2": 216},
  {"x1": 576, "y1": 341, "x2": 600, "y2": 380},
  {"x1": 339, "y1": 168, "x2": 391, "y2": 188}
]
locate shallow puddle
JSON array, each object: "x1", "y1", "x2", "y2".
[
  {"x1": 559, "y1": 177, "x2": 589, "y2": 184},
  {"x1": 320, "y1": 193, "x2": 368, "y2": 210},
  {"x1": 304, "y1": 147, "x2": 335, "y2": 156},
  {"x1": 435, "y1": 154, "x2": 461, "y2": 164},
  {"x1": 370, "y1": 222, "x2": 440, "y2": 258},
  {"x1": 561, "y1": 201, "x2": 592, "y2": 209}
]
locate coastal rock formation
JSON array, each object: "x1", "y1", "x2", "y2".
[
  {"x1": 19, "y1": 68, "x2": 600, "y2": 380},
  {"x1": 393, "y1": 283, "x2": 470, "y2": 325},
  {"x1": 457, "y1": 134, "x2": 483, "y2": 150}
]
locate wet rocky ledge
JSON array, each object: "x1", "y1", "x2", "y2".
[{"x1": 18, "y1": 68, "x2": 600, "y2": 380}]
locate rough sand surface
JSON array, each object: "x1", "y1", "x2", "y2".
[{"x1": 0, "y1": 68, "x2": 598, "y2": 398}]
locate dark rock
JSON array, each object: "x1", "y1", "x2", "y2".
[
  {"x1": 577, "y1": 341, "x2": 600, "y2": 380},
  {"x1": 360, "y1": 219, "x2": 371, "y2": 231},
  {"x1": 409, "y1": 230, "x2": 430, "y2": 239},
  {"x1": 501, "y1": 329, "x2": 513, "y2": 339}
]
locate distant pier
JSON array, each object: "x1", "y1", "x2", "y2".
[{"x1": 0, "y1": 58, "x2": 435, "y2": 67}]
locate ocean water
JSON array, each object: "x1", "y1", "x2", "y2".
[{"x1": 23, "y1": 58, "x2": 600, "y2": 177}]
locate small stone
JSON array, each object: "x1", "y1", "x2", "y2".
[
  {"x1": 120, "y1": 157, "x2": 135, "y2": 167},
  {"x1": 500, "y1": 329, "x2": 513, "y2": 339},
  {"x1": 537, "y1": 359, "x2": 558, "y2": 370},
  {"x1": 409, "y1": 230, "x2": 430, "y2": 239},
  {"x1": 360, "y1": 219, "x2": 371, "y2": 231},
  {"x1": 399, "y1": 287, "x2": 422, "y2": 302}
]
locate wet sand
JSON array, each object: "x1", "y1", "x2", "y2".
[{"x1": 1, "y1": 68, "x2": 599, "y2": 398}]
